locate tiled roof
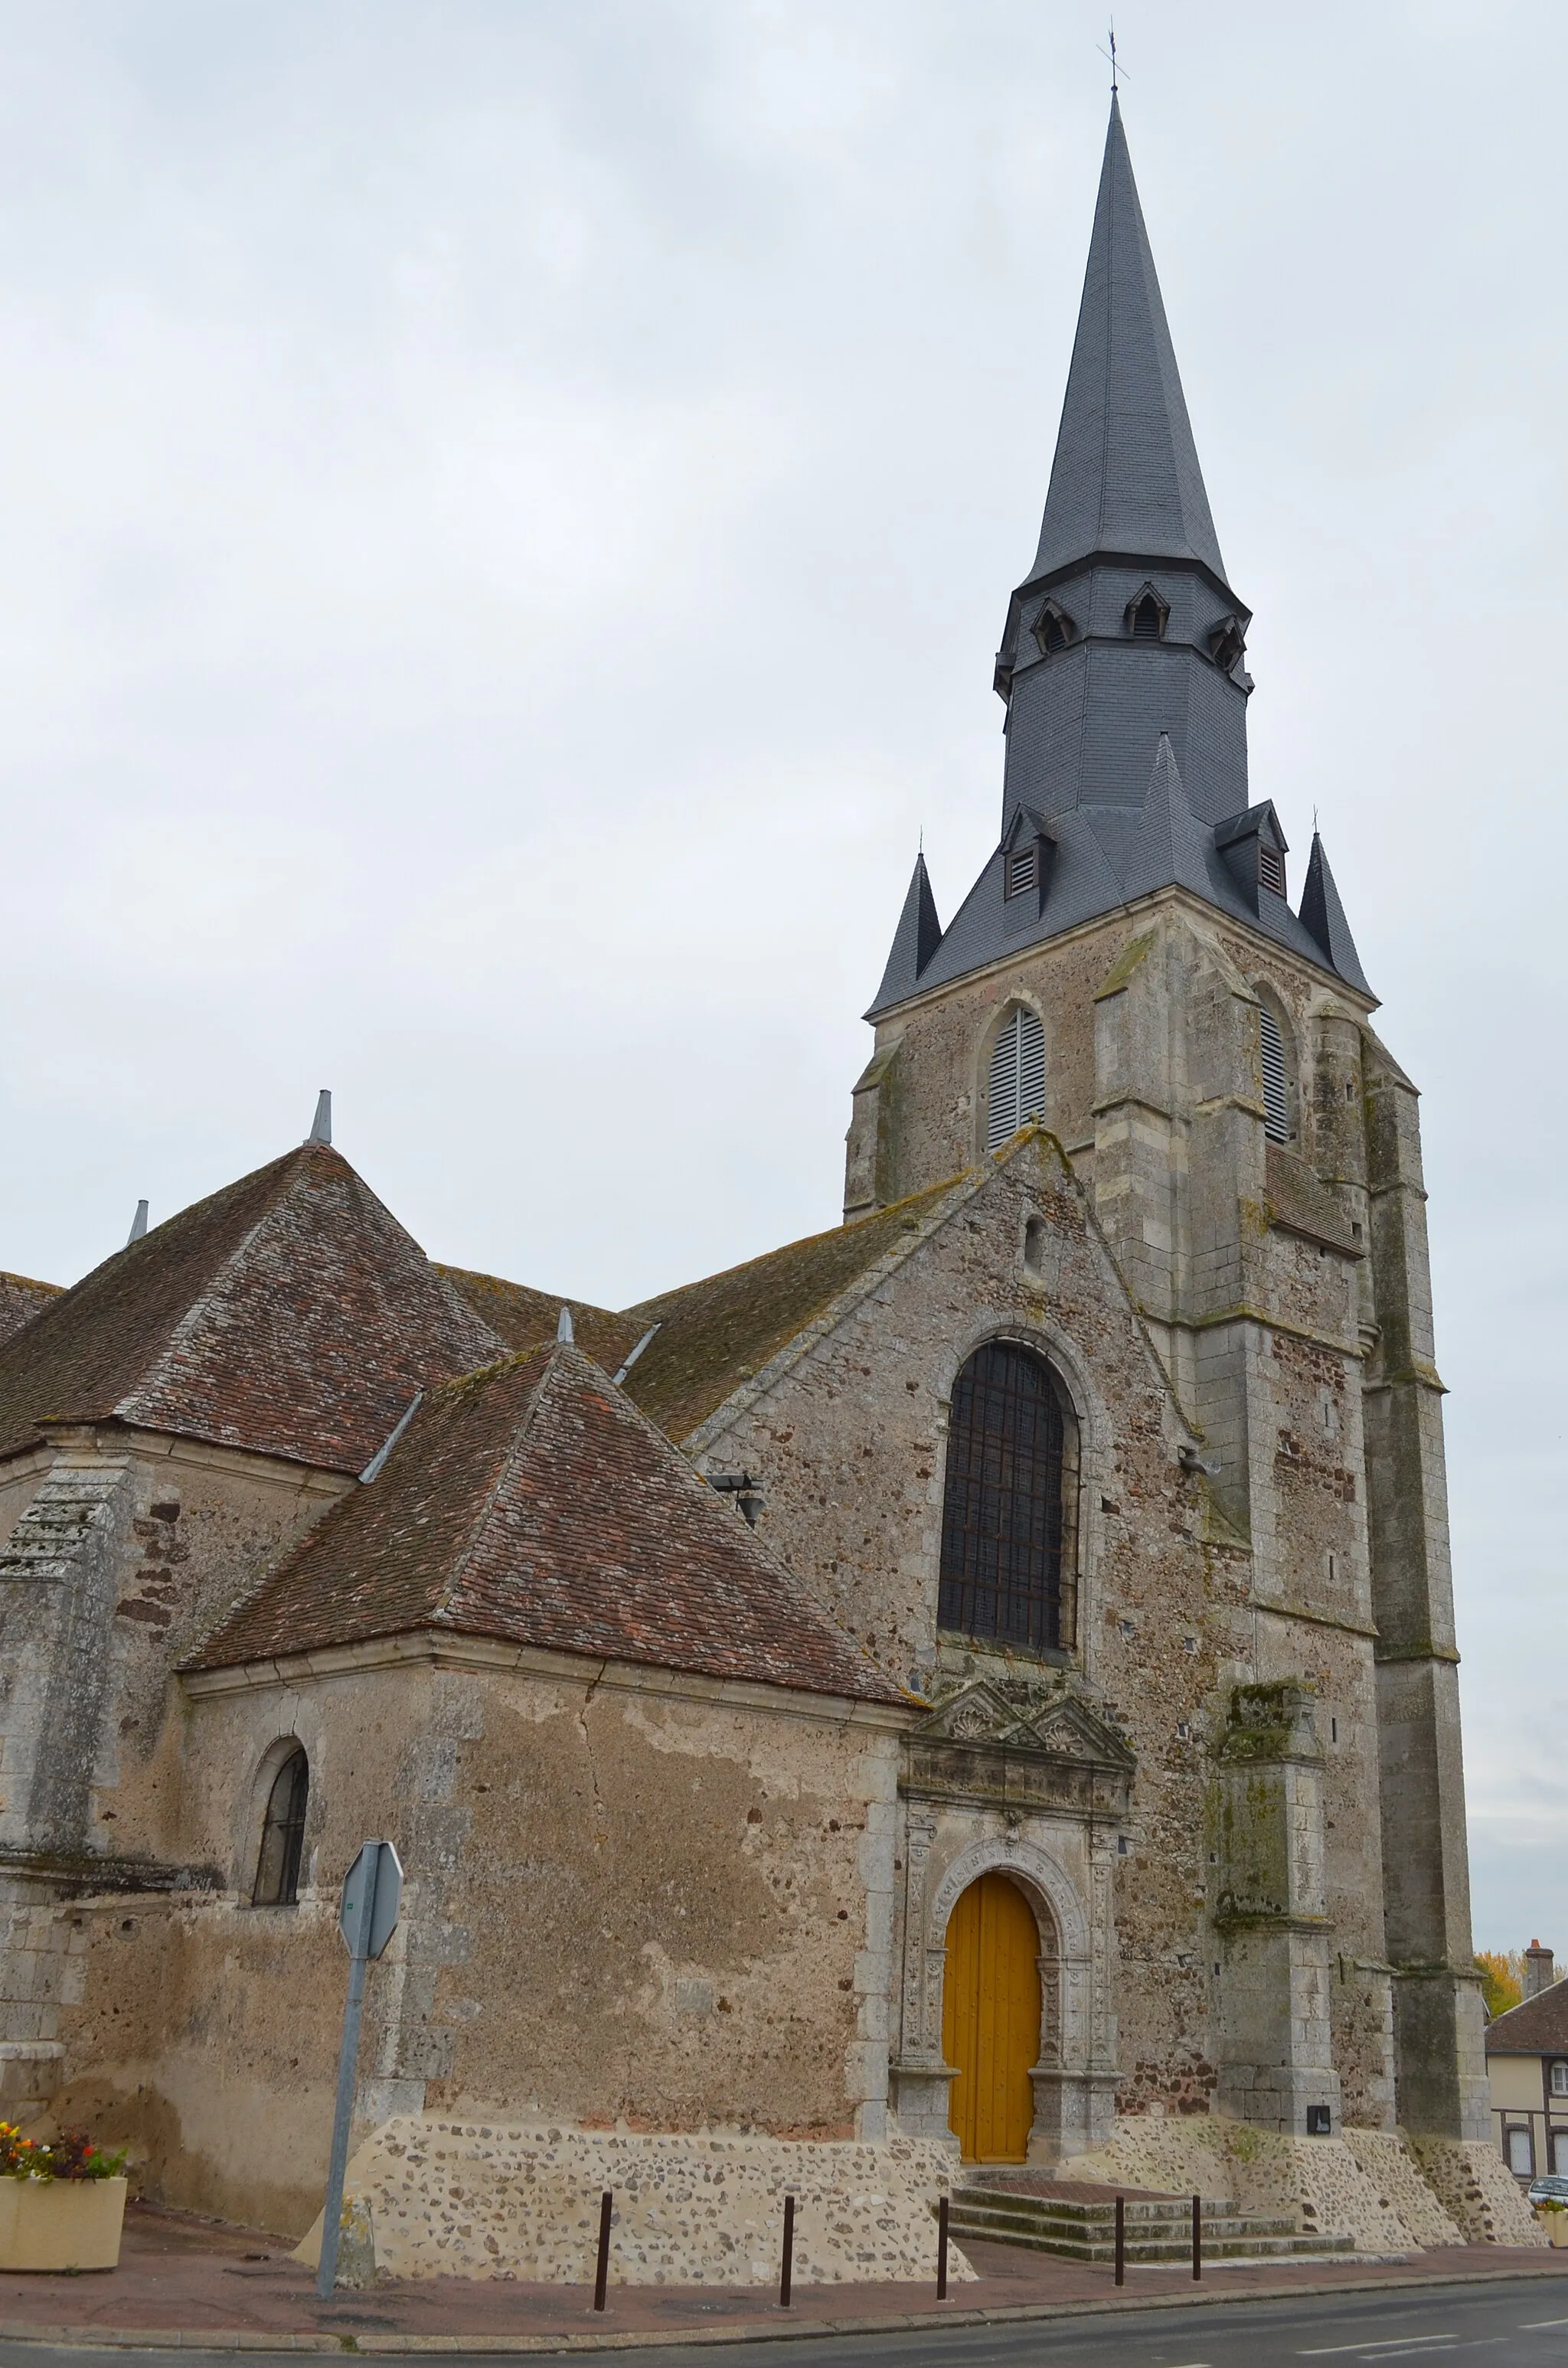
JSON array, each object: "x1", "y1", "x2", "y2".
[
  {"x1": 0, "y1": 1272, "x2": 62, "y2": 1350},
  {"x1": 1485, "y1": 1980, "x2": 1568, "y2": 2056},
  {"x1": 437, "y1": 1267, "x2": 639, "y2": 1372},
  {"x1": 617, "y1": 1177, "x2": 970, "y2": 1442},
  {"x1": 187, "y1": 1342, "x2": 906, "y2": 1704},
  {"x1": 0, "y1": 1143, "x2": 503, "y2": 1474},
  {"x1": 1265, "y1": 1146, "x2": 1361, "y2": 1257}
]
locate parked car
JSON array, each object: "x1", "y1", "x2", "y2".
[{"x1": 1527, "y1": 2175, "x2": 1568, "y2": 2210}]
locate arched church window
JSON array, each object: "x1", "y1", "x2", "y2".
[
  {"x1": 985, "y1": 1006, "x2": 1045, "y2": 1151},
  {"x1": 1258, "y1": 1003, "x2": 1291, "y2": 1144},
  {"x1": 939, "y1": 1343, "x2": 1067, "y2": 1652},
  {"x1": 252, "y1": 1743, "x2": 309, "y2": 1906},
  {"x1": 1130, "y1": 593, "x2": 1165, "y2": 640}
]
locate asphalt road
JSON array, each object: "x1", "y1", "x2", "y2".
[{"x1": 5, "y1": 2280, "x2": 1568, "y2": 2368}]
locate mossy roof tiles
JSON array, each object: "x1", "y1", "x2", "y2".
[
  {"x1": 188, "y1": 1341, "x2": 906, "y2": 1703},
  {"x1": 0, "y1": 1142, "x2": 503, "y2": 1474},
  {"x1": 615, "y1": 1177, "x2": 970, "y2": 1441},
  {"x1": 437, "y1": 1267, "x2": 639, "y2": 1371}
]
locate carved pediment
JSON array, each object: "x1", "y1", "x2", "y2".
[
  {"x1": 905, "y1": 1677, "x2": 1135, "y2": 1819},
  {"x1": 1017, "y1": 1695, "x2": 1136, "y2": 1771},
  {"x1": 914, "y1": 1678, "x2": 1134, "y2": 1771},
  {"x1": 918, "y1": 1680, "x2": 1022, "y2": 1746}
]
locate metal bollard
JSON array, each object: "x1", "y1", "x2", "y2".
[
  {"x1": 593, "y1": 2191, "x2": 612, "y2": 2312},
  {"x1": 1191, "y1": 2191, "x2": 1202, "y2": 2281},
  {"x1": 1114, "y1": 2193, "x2": 1125, "y2": 2286},
  {"x1": 936, "y1": 2194, "x2": 949, "y2": 2300},
  {"x1": 779, "y1": 2193, "x2": 795, "y2": 2308}
]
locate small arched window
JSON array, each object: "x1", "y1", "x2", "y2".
[
  {"x1": 1131, "y1": 593, "x2": 1164, "y2": 640},
  {"x1": 252, "y1": 1744, "x2": 309, "y2": 1907},
  {"x1": 1258, "y1": 1003, "x2": 1291, "y2": 1144},
  {"x1": 986, "y1": 1006, "x2": 1046, "y2": 1151},
  {"x1": 939, "y1": 1343, "x2": 1067, "y2": 1652}
]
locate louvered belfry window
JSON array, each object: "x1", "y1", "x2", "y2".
[
  {"x1": 986, "y1": 1006, "x2": 1046, "y2": 1150},
  {"x1": 252, "y1": 1744, "x2": 309, "y2": 1906},
  {"x1": 939, "y1": 1343, "x2": 1064, "y2": 1651},
  {"x1": 1259, "y1": 1003, "x2": 1290, "y2": 1144},
  {"x1": 1258, "y1": 842, "x2": 1286, "y2": 897}
]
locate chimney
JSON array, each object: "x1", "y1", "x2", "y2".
[{"x1": 1525, "y1": 1938, "x2": 1557, "y2": 1998}]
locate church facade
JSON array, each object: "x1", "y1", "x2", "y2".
[{"x1": 0, "y1": 102, "x2": 1488, "y2": 2239}]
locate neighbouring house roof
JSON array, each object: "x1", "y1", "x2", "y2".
[
  {"x1": 1485, "y1": 1980, "x2": 1568, "y2": 2056},
  {"x1": 0, "y1": 1271, "x2": 63, "y2": 1350},
  {"x1": 0, "y1": 1142, "x2": 503, "y2": 1475},
  {"x1": 186, "y1": 1341, "x2": 906, "y2": 1705},
  {"x1": 615, "y1": 1175, "x2": 971, "y2": 1442}
]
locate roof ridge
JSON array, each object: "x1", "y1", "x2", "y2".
[
  {"x1": 675, "y1": 1173, "x2": 982, "y2": 1458},
  {"x1": 620, "y1": 1173, "x2": 967, "y2": 1324},
  {"x1": 428, "y1": 1347, "x2": 560, "y2": 1625},
  {"x1": 109, "y1": 1147, "x2": 318, "y2": 1425}
]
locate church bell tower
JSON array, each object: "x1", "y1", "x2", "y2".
[{"x1": 845, "y1": 97, "x2": 1487, "y2": 2144}]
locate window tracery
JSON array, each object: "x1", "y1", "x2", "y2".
[{"x1": 939, "y1": 1342, "x2": 1070, "y2": 1653}]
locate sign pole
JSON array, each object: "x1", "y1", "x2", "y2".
[
  {"x1": 316, "y1": 1949, "x2": 369, "y2": 2298},
  {"x1": 315, "y1": 1839, "x2": 403, "y2": 2301}
]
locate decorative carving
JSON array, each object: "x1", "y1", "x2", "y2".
[{"x1": 903, "y1": 1677, "x2": 1135, "y2": 1821}]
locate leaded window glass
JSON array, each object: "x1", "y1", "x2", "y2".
[{"x1": 939, "y1": 1343, "x2": 1064, "y2": 1651}]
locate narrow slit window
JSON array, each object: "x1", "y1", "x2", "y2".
[
  {"x1": 1258, "y1": 843, "x2": 1286, "y2": 897},
  {"x1": 1259, "y1": 1004, "x2": 1290, "y2": 1143},
  {"x1": 987, "y1": 1008, "x2": 1046, "y2": 1151},
  {"x1": 252, "y1": 1744, "x2": 309, "y2": 1906}
]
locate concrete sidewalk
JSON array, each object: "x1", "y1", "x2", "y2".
[{"x1": 0, "y1": 2203, "x2": 1563, "y2": 2354}]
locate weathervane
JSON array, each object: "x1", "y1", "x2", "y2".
[{"x1": 1097, "y1": 21, "x2": 1129, "y2": 93}]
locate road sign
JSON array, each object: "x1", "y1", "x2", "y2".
[
  {"x1": 318, "y1": 1839, "x2": 404, "y2": 2299},
  {"x1": 338, "y1": 1840, "x2": 402, "y2": 1962}
]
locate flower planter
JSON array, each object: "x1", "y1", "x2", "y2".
[
  {"x1": 1541, "y1": 2210, "x2": 1568, "y2": 2250},
  {"x1": 0, "y1": 2177, "x2": 126, "y2": 2271}
]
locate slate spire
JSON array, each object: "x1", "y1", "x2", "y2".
[
  {"x1": 1298, "y1": 834, "x2": 1370, "y2": 996},
  {"x1": 1034, "y1": 96, "x2": 1226, "y2": 584},
  {"x1": 870, "y1": 851, "x2": 943, "y2": 1011}
]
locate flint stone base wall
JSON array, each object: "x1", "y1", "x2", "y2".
[
  {"x1": 1063, "y1": 2112, "x2": 1505, "y2": 2255},
  {"x1": 293, "y1": 2118, "x2": 972, "y2": 2286},
  {"x1": 1406, "y1": 2137, "x2": 1549, "y2": 2248}
]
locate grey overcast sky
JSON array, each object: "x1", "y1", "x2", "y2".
[{"x1": 0, "y1": 3, "x2": 1560, "y2": 1948}]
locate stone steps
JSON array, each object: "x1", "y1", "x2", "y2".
[{"x1": 949, "y1": 2183, "x2": 1356, "y2": 2263}]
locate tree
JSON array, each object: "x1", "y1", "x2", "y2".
[{"x1": 1475, "y1": 1951, "x2": 1523, "y2": 2019}]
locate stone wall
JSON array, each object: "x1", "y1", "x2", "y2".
[
  {"x1": 292, "y1": 2121, "x2": 969, "y2": 2285},
  {"x1": 831, "y1": 879, "x2": 1475, "y2": 2138},
  {"x1": 43, "y1": 1653, "x2": 903, "y2": 2235}
]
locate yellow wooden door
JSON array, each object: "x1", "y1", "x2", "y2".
[{"x1": 942, "y1": 1873, "x2": 1040, "y2": 2162}]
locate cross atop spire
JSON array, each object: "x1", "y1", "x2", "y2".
[{"x1": 1033, "y1": 97, "x2": 1227, "y2": 587}]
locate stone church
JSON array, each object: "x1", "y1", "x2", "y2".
[{"x1": 0, "y1": 100, "x2": 1501, "y2": 2250}]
